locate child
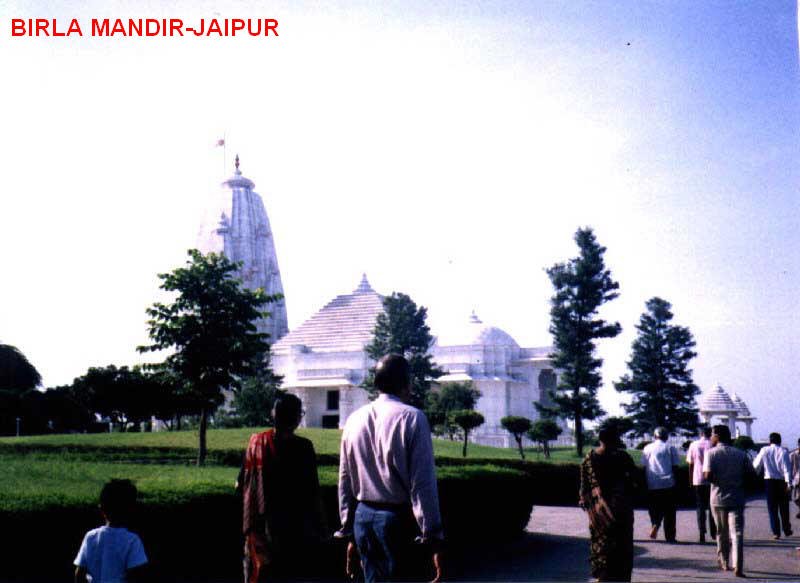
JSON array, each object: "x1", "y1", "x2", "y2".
[{"x1": 74, "y1": 479, "x2": 148, "y2": 582}]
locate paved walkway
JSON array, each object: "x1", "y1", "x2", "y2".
[{"x1": 449, "y1": 497, "x2": 800, "y2": 581}]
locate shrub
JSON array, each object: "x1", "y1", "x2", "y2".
[
  {"x1": 635, "y1": 440, "x2": 652, "y2": 450},
  {"x1": 732, "y1": 435, "x2": 756, "y2": 451},
  {"x1": 1, "y1": 456, "x2": 532, "y2": 580}
]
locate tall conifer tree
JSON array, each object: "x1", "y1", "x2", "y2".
[
  {"x1": 363, "y1": 292, "x2": 442, "y2": 410},
  {"x1": 615, "y1": 297, "x2": 700, "y2": 437},
  {"x1": 544, "y1": 228, "x2": 621, "y2": 456}
]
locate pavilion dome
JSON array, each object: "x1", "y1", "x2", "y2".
[
  {"x1": 730, "y1": 393, "x2": 752, "y2": 418},
  {"x1": 436, "y1": 311, "x2": 519, "y2": 348},
  {"x1": 698, "y1": 383, "x2": 736, "y2": 413}
]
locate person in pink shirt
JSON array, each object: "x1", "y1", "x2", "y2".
[{"x1": 687, "y1": 427, "x2": 717, "y2": 543}]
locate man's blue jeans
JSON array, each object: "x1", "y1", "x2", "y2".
[{"x1": 353, "y1": 503, "x2": 406, "y2": 582}]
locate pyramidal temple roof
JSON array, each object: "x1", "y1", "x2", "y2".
[
  {"x1": 731, "y1": 393, "x2": 753, "y2": 418},
  {"x1": 272, "y1": 275, "x2": 384, "y2": 354},
  {"x1": 698, "y1": 383, "x2": 736, "y2": 413}
]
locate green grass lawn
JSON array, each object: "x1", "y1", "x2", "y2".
[
  {"x1": 1, "y1": 452, "x2": 525, "y2": 513},
  {"x1": 0, "y1": 427, "x2": 642, "y2": 463}
]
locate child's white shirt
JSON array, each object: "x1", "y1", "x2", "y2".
[{"x1": 74, "y1": 525, "x2": 147, "y2": 582}]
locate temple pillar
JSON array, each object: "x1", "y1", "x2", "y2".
[{"x1": 745, "y1": 420, "x2": 753, "y2": 437}]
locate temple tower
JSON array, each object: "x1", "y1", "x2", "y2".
[{"x1": 197, "y1": 155, "x2": 289, "y2": 343}]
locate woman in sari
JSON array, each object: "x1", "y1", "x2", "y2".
[
  {"x1": 238, "y1": 393, "x2": 327, "y2": 582},
  {"x1": 579, "y1": 426, "x2": 637, "y2": 582}
]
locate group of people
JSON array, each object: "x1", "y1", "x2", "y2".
[
  {"x1": 237, "y1": 352, "x2": 443, "y2": 583},
  {"x1": 70, "y1": 353, "x2": 800, "y2": 583},
  {"x1": 581, "y1": 424, "x2": 800, "y2": 582}
]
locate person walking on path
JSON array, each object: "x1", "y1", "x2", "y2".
[
  {"x1": 641, "y1": 427, "x2": 681, "y2": 542},
  {"x1": 790, "y1": 438, "x2": 800, "y2": 519},
  {"x1": 579, "y1": 426, "x2": 638, "y2": 582},
  {"x1": 238, "y1": 393, "x2": 327, "y2": 583},
  {"x1": 753, "y1": 432, "x2": 793, "y2": 539},
  {"x1": 336, "y1": 354, "x2": 443, "y2": 583},
  {"x1": 703, "y1": 424, "x2": 754, "y2": 577},
  {"x1": 687, "y1": 426, "x2": 717, "y2": 543}
]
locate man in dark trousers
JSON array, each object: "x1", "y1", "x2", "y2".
[
  {"x1": 753, "y1": 432, "x2": 793, "y2": 539},
  {"x1": 336, "y1": 354, "x2": 443, "y2": 582}
]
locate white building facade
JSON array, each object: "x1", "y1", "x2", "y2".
[{"x1": 272, "y1": 276, "x2": 558, "y2": 447}]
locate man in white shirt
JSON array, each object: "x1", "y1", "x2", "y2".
[
  {"x1": 641, "y1": 427, "x2": 681, "y2": 542},
  {"x1": 753, "y1": 432, "x2": 793, "y2": 539},
  {"x1": 687, "y1": 426, "x2": 717, "y2": 542},
  {"x1": 337, "y1": 354, "x2": 443, "y2": 582}
]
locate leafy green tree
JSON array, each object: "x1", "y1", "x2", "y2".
[
  {"x1": 42, "y1": 386, "x2": 93, "y2": 433},
  {"x1": 527, "y1": 419, "x2": 563, "y2": 458},
  {"x1": 543, "y1": 227, "x2": 621, "y2": 457},
  {"x1": 138, "y1": 250, "x2": 276, "y2": 465},
  {"x1": 0, "y1": 344, "x2": 41, "y2": 394},
  {"x1": 231, "y1": 356, "x2": 283, "y2": 427},
  {"x1": 363, "y1": 292, "x2": 443, "y2": 410},
  {"x1": 501, "y1": 416, "x2": 533, "y2": 459},
  {"x1": 614, "y1": 297, "x2": 700, "y2": 437},
  {"x1": 426, "y1": 382, "x2": 481, "y2": 438},
  {"x1": 71, "y1": 365, "x2": 163, "y2": 431},
  {"x1": 451, "y1": 409, "x2": 484, "y2": 457}
]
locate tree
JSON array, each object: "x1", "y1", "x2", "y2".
[
  {"x1": 71, "y1": 365, "x2": 164, "y2": 431},
  {"x1": 231, "y1": 356, "x2": 283, "y2": 427},
  {"x1": 501, "y1": 416, "x2": 532, "y2": 459},
  {"x1": 451, "y1": 410, "x2": 484, "y2": 457},
  {"x1": 543, "y1": 228, "x2": 621, "y2": 456},
  {"x1": 426, "y1": 382, "x2": 481, "y2": 438},
  {"x1": 614, "y1": 297, "x2": 700, "y2": 437},
  {"x1": 0, "y1": 344, "x2": 41, "y2": 394},
  {"x1": 363, "y1": 292, "x2": 443, "y2": 410},
  {"x1": 527, "y1": 419, "x2": 563, "y2": 458},
  {"x1": 138, "y1": 250, "x2": 276, "y2": 465}
]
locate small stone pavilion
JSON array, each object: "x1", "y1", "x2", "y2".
[{"x1": 698, "y1": 383, "x2": 756, "y2": 437}]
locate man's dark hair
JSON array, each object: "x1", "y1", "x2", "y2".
[
  {"x1": 712, "y1": 425, "x2": 731, "y2": 445},
  {"x1": 769, "y1": 432, "x2": 782, "y2": 445},
  {"x1": 701, "y1": 426, "x2": 712, "y2": 438},
  {"x1": 100, "y1": 479, "x2": 137, "y2": 524},
  {"x1": 374, "y1": 354, "x2": 410, "y2": 395},
  {"x1": 274, "y1": 392, "x2": 303, "y2": 431}
]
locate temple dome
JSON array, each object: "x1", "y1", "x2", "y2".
[
  {"x1": 436, "y1": 311, "x2": 519, "y2": 348},
  {"x1": 698, "y1": 383, "x2": 736, "y2": 413}
]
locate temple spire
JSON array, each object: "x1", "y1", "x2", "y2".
[
  {"x1": 355, "y1": 273, "x2": 373, "y2": 293},
  {"x1": 234, "y1": 153, "x2": 241, "y2": 174}
]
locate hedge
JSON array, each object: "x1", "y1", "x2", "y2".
[{"x1": 2, "y1": 462, "x2": 532, "y2": 581}]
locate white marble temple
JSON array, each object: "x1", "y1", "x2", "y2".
[{"x1": 272, "y1": 275, "x2": 559, "y2": 447}]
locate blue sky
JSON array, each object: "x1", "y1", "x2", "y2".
[{"x1": 1, "y1": 1, "x2": 798, "y2": 443}]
